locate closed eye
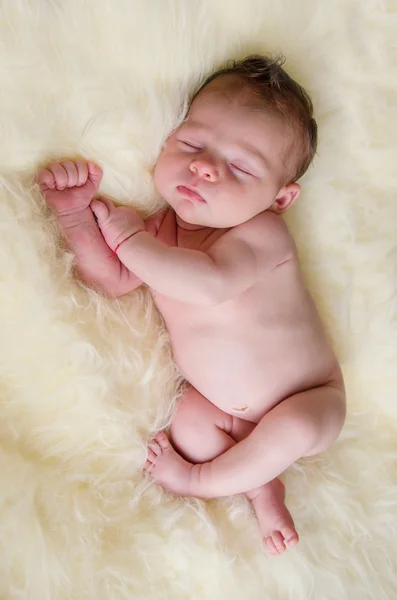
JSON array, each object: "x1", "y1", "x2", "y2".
[
  {"x1": 178, "y1": 140, "x2": 201, "y2": 151},
  {"x1": 230, "y1": 163, "x2": 253, "y2": 176}
]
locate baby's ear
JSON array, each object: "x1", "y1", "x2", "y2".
[{"x1": 271, "y1": 183, "x2": 301, "y2": 214}]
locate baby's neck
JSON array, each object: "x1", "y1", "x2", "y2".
[{"x1": 175, "y1": 214, "x2": 208, "y2": 231}]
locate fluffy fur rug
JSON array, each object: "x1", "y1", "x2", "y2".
[{"x1": 0, "y1": 1, "x2": 396, "y2": 598}]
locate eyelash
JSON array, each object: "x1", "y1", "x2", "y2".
[
  {"x1": 179, "y1": 140, "x2": 201, "y2": 151},
  {"x1": 230, "y1": 164, "x2": 252, "y2": 176},
  {"x1": 178, "y1": 140, "x2": 253, "y2": 176}
]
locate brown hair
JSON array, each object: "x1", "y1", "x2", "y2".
[{"x1": 195, "y1": 54, "x2": 318, "y2": 183}]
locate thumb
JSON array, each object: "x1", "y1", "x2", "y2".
[
  {"x1": 87, "y1": 162, "x2": 103, "y2": 189},
  {"x1": 91, "y1": 198, "x2": 111, "y2": 223}
]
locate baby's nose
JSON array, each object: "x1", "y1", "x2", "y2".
[{"x1": 190, "y1": 158, "x2": 219, "y2": 181}]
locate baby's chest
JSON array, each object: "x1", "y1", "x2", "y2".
[
  {"x1": 155, "y1": 209, "x2": 226, "y2": 251},
  {"x1": 151, "y1": 281, "x2": 266, "y2": 337}
]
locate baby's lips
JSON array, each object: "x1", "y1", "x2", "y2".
[{"x1": 177, "y1": 185, "x2": 206, "y2": 203}]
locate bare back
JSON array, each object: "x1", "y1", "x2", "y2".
[{"x1": 152, "y1": 209, "x2": 339, "y2": 423}]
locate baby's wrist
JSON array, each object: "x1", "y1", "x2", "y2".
[
  {"x1": 58, "y1": 207, "x2": 94, "y2": 230},
  {"x1": 114, "y1": 229, "x2": 145, "y2": 254}
]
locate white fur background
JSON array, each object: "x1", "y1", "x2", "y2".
[{"x1": 0, "y1": 1, "x2": 396, "y2": 598}]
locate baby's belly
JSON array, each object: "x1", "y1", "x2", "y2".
[
  {"x1": 173, "y1": 333, "x2": 278, "y2": 421},
  {"x1": 166, "y1": 319, "x2": 332, "y2": 423},
  {"x1": 153, "y1": 277, "x2": 337, "y2": 423}
]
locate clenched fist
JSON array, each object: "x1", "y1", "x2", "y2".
[{"x1": 37, "y1": 160, "x2": 103, "y2": 216}]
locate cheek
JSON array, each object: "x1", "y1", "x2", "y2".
[
  {"x1": 153, "y1": 158, "x2": 163, "y2": 188},
  {"x1": 219, "y1": 181, "x2": 261, "y2": 218},
  {"x1": 154, "y1": 150, "x2": 184, "y2": 187},
  {"x1": 153, "y1": 153, "x2": 172, "y2": 192}
]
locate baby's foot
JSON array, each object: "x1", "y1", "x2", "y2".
[
  {"x1": 143, "y1": 432, "x2": 195, "y2": 496},
  {"x1": 37, "y1": 160, "x2": 103, "y2": 219},
  {"x1": 247, "y1": 478, "x2": 299, "y2": 555}
]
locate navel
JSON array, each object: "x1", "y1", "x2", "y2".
[{"x1": 232, "y1": 405, "x2": 249, "y2": 413}]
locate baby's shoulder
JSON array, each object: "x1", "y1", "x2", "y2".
[{"x1": 230, "y1": 211, "x2": 297, "y2": 262}]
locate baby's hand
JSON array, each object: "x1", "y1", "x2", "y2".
[
  {"x1": 91, "y1": 197, "x2": 145, "y2": 252},
  {"x1": 37, "y1": 161, "x2": 103, "y2": 216}
]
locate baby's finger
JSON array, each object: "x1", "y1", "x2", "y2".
[
  {"x1": 87, "y1": 161, "x2": 103, "y2": 189},
  {"x1": 36, "y1": 168, "x2": 56, "y2": 191},
  {"x1": 61, "y1": 161, "x2": 78, "y2": 187},
  {"x1": 49, "y1": 163, "x2": 68, "y2": 191},
  {"x1": 90, "y1": 199, "x2": 109, "y2": 223},
  {"x1": 94, "y1": 196, "x2": 115, "y2": 213},
  {"x1": 75, "y1": 160, "x2": 89, "y2": 187}
]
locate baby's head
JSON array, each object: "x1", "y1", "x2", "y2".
[{"x1": 154, "y1": 54, "x2": 317, "y2": 228}]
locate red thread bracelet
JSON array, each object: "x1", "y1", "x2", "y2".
[{"x1": 114, "y1": 233, "x2": 137, "y2": 254}]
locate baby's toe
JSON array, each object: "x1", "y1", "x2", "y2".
[
  {"x1": 143, "y1": 460, "x2": 153, "y2": 471},
  {"x1": 148, "y1": 442, "x2": 162, "y2": 457},
  {"x1": 147, "y1": 449, "x2": 157, "y2": 462},
  {"x1": 264, "y1": 536, "x2": 279, "y2": 555},
  {"x1": 282, "y1": 527, "x2": 299, "y2": 548},
  {"x1": 154, "y1": 431, "x2": 170, "y2": 450},
  {"x1": 271, "y1": 531, "x2": 287, "y2": 554}
]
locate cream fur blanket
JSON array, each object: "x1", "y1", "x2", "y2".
[{"x1": 0, "y1": 1, "x2": 396, "y2": 598}]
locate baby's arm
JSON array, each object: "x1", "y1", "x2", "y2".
[
  {"x1": 37, "y1": 161, "x2": 144, "y2": 297},
  {"x1": 91, "y1": 198, "x2": 260, "y2": 304}
]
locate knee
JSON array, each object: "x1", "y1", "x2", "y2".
[
  {"x1": 170, "y1": 387, "x2": 230, "y2": 446},
  {"x1": 169, "y1": 396, "x2": 204, "y2": 458},
  {"x1": 170, "y1": 391, "x2": 204, "y2": 442}
]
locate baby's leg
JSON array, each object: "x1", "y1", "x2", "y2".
[{"x1": 160, "y1": 385, "x2": 298, "y2": 554}]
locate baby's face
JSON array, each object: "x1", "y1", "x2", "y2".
[{"x1": 154, "y1": 76, "x2": 299, "y2": 228}]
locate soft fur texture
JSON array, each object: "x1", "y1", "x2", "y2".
[{"x1": 0, "y1": 1, "x2": 396, "y2": 598}]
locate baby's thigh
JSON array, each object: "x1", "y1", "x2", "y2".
[
  {"x1": 170, "y1": 384, "x2": 256, "y2": 450},
  {"x1": 171, "y1": 384, "x2": 233, "y2": 434}
]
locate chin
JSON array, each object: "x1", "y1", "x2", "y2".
[{"x1": 175, "y1": 211, "x2": 207, "y2": 227}]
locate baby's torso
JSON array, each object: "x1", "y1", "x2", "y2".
[{"x1": 150, "y1": 208, "x2": 338, "y2": 422}]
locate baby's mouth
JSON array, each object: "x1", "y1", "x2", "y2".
[{"x1": 177, "y1": 185, "x2": 206, "y2": 204}]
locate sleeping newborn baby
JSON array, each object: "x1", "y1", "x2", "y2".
[{"x1": 38, "y1": 55, "x2": 346, "y2": 555}]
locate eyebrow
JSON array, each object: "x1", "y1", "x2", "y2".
[
  {"x1": 179, "y1": 120, "x2": 210, "y2": 133},
  {"x1": 180, "y1": 121, "x2": 271, "y2": 173}
]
